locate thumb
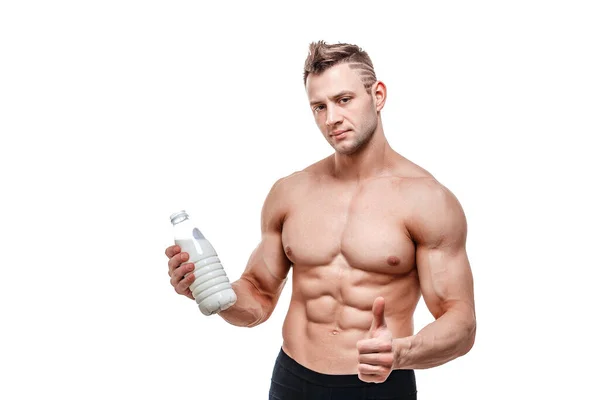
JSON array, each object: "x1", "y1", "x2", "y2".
[{"x1": 370, "y1": 296, "x2": 386, "y2": 331}]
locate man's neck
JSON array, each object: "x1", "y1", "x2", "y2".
[{"x1": 332, "y1": 128, "x2": 394, "y2": 181}]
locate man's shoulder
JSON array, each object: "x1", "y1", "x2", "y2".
[
  {"x1": 393, "y1": 173, "x2": 457, "y2": 211},
  {"x1": 385, "y1": 154, "x2": 444, "y2": 192},
  {"x1": 270, "y1": 170, "x2": 313, "y2": 193},
  {"x1": 386, "y1": 156, "x2": 464, "y2": 221},
  {"x1": 389, "y1": 154, "x2": 435, "y2": 181},
  {"x1": 395, "y1": 173, "x2": 466, "y2": 245},
  {"x1": 271, "y1": 156, "x2": 332, "y2": 191},
  {"x1": 261, "y1": 161, "x2": 327, "y2": 222}
]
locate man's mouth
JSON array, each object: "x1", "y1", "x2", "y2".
[{"x1": 331, "y1": 129, "x2": 349, "y2": 137}]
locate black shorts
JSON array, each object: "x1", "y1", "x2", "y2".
[{"x1": 269, "y1": 348, "x2": 417, "y2": 400}]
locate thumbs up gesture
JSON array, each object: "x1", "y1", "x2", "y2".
[{"x1": 356, "y1": 297, "x2": 395, "y2": 383}]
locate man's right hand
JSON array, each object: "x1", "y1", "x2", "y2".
[{"x1": 165, "y1": 245, "x2": 195, "y2": 300}]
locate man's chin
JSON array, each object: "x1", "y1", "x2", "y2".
[{"x1": 333, "y1": 144, "x2": 359, "y2": 156}]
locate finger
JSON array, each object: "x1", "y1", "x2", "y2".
[
  {"x1": 165, "y1": 245, "x2": 181, "y2": 258},
  {"x1": 358, "y1": 363, "x2": 389, "y2": 376},
  {"x1": 370, "y1": 296, "x2": 386, "y2": 331},
  {"x1": 175, "y1": 271, "x2": 196, "y2": 296},
  {"x1": 358, "y1": 353, "x2": 394, "y2": 368},
  {"x1": 358, "y1": 372, "x2": 379, "y2": 383},
  {"x1": 358, "y1": 366, "x2": 388, "y2": 384},
  {"x1": 183, "y1": 288, "x2": 194, "y2": 300},
  {"x1": 168, "y1": 252, "x2": 189, "y2": 276},
  {"x1": 358, "y1": 373, "x2": 381, "y2": 383},
  {"x1": 357, "y1": 338, "x2": 393, "y2": 354},
  {"x1": 170, "y1": 262, "x2": 194, "y2": 289},
  {"x1": 359, "y1": 375, "x2": 387, "y2": 384}
]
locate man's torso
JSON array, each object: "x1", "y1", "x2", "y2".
[{"x1": 278, "y1": 154, "x2": 434, "y2": 374}]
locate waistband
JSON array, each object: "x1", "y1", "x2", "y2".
[{"x1": 275, "y1": 347, "x2": 416, "y2": 388}]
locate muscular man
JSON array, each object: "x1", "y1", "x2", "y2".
[{"x1": 166, "y1": 41, "x2": 476, "y2": 399}]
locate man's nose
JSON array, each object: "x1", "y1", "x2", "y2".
[{"x1": 326, "y1": 106, "x2": 343, "y2": 127}]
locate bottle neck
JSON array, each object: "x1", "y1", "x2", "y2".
[{"x1": 171, "y1": 215, "x2": 189, "y2": 225}]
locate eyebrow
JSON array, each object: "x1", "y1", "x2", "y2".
[{"x1": 309, "y1": 90, "x2": 356, "y2": 107}]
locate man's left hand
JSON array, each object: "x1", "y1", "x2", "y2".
[{"x1": 356, "y1": 296, "x2": 395, "y2": 383}]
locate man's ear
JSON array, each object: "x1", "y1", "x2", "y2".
[{"x1": 372, "y1": 81, "x2": 387, "y2": 112}]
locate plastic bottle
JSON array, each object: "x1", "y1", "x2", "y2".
[{"x1": 170, "y1": 210, "x2": 237, "y2": 315}]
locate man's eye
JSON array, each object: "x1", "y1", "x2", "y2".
[
  {"x1": 340, "y1": 97, "x2": 351, "y2": 104},
  {"x1": 314, "y1": 105, "x2": 325, "y2": 112}
]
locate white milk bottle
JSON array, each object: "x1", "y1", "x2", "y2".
[{"x1": 170, "y1": 210, "x2": 237, "y2": 315}]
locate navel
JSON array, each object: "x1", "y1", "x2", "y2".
[{"x1": 387, "y1": 256, "x2": 400, "y2": 266}]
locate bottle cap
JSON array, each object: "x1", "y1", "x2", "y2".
[{"x1": 170, "y1": 210, "x2": 189, "y2": 225}]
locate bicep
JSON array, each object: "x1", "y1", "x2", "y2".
[
  {"x1": 241, "y1": 230, "x2": 291, "y2": 300},
  {"x1": 240, "y1": 177, "x2": 292, "y2": 301},
  {"x1": 411, "y1": 180, "x2": 474, "y2": 318},
  {"x1": 416, "y1": 244, "x2": 474, "y2": 319}
]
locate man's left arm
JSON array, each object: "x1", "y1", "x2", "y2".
[{"x1": 394, "y1": 181, "x2": 476, "y2": 370}]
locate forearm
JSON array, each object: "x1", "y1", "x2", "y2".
[
  {"x1": 216, "y1": 277, "x2": 272, "y2": 327},
  {"x1": 394, "y1": 305, "x2": 476, "y2": 369}
]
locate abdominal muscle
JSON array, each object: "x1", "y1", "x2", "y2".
[{"x1": 280, "y1": 256, "x2": 420, "y2": 375}]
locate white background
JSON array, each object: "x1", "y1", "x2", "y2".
[{"x1": 1, "y1": 1, "x2": 599, "y2": 399}]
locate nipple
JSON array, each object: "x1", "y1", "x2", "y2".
[
  {"x1": 284, "y1": 246, "x2": 293, "y2": 257},
  {"x1": 387, "y1": 256, "x2": 400, "y2": 266},
  {"x1": 330, "y1": 329, "x2": 339, "y2": 336}
]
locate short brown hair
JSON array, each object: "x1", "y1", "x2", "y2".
[{"x1": 303, "y1": 41, "x2": 377, "y2": 91}]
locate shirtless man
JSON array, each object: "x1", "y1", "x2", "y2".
[{"x1": 165, "y1": 41, "x2": 476, "y2": 399}]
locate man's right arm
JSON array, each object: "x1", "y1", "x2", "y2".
[{"x1": 217, "y1": 177, "x2": 292, "y2": 327}]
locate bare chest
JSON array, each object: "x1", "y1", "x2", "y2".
[{"x1": 281, "y1": 180, "x2": 415, "y2": 274}]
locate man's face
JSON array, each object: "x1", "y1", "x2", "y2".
[{"x1": 306, "y1": 63, "x2": 379, "y2": 155}]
